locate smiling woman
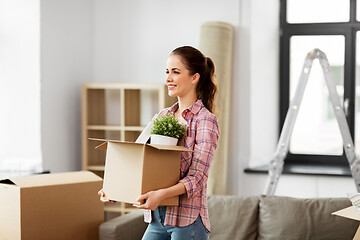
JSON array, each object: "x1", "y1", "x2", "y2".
[
  {"x1": 99, "y1": 46, "x2": 220, "y2": 240},
  {"x1": 0, "y1": 0, "x2": 42, "y2": 177},
  {"x1": 138, "y1": 46, "x2": 219, "y2": 240}
]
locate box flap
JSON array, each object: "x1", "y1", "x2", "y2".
[
  {"x1": 89, "y1": 138, "x2": 145, "y2": 150},
  {"x1": 332, "y1": 206, "x2": 360, "y2": 221},
  {"x1": 89, "y1": 138, "x2": 110, "y2": 150},
  {"x1": 0, "y1": 171, "x2": 102, "y2": 188},
  {"x1": 90, "y1": 138, "x2": 192, "y2": 152},
  {"x1": 95, "y1": 141, "x2": 108, "y2": 150},
  {"x1": 147, "y1": 144, "x2": 193, "y2": 152},
  {"x1": 135, "y1": 119, "x2": 154, "y2": 144}
]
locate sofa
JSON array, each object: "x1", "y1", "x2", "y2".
[{"x1": 99, "y1": 195, "x2": 359, "y2": 240}]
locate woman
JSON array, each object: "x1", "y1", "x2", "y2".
[{"x1": 99, "y1": 46, "x2": 219, "y2": 240}]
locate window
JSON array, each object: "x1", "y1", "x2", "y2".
[{"x1": 280, "y1": 0, "x2": 360, "y2": 174}]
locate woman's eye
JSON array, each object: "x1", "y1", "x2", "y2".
[
  {"x1": 174, "y1": 71, "x2": 180, "y2": 74},
  {"x1": 165, "y1": 71, "x2": 169, "y2": 74}
]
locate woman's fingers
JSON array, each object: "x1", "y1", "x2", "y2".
[
  {"x1": 100, "y1": 195, "x2": 110, "y2": 203},
  {"x1": 133, "y1": 202, "x2": 146, "y2": 209},
  {"x1": 98, "y1": 189, "x2": 104, "y2": 197},
  {"x1": 133, "y1": 193, "x2": 149, "y2": 209},
  {"x1": 98, "y1": 189, "x2": 117, "y2": 204},
  {"x1": 136, "y1": 193, "x2": 148, "y2": 204},
  {"x1": 101, "y1": 196, "x2": 117, "y2": 204}
]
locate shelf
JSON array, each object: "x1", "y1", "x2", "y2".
[
  {"x1": 123, "y1": 126, "x2": 146, "y2": 131},
  {"x1": 84, "y1": 82, "x2": 169, "y2": 90},
  {"x1": 244, "y1": 162, "x2": 352, "y2": 177},
  {"x1": 87, "y1": 165, "x2": 105, "y2": 171},
  {"x1": 104, "y1": 202, "x2": 138, "y2": 213},
  {"x1": 104, "y1": 205, "x2": 138, "y2": 213},
  {"x1": 87, "y1": 125, "x2": 122, "y2": 131},
  {"x1": 87, "y1": 125, "x2": 146, "y2": 131}
]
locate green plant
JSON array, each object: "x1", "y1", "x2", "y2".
[{"x1": 150, "y1": 113, "x2": 186, "y2": 139}]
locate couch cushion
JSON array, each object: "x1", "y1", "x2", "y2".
[
  {"x1": 208, "y1": 195, "x2": 259, "y2": 240},
  {"x1": 99, "y1": 210, "x2": 147, "y2": 240},
  {"x1": 258, "y1": 195, "x2": 359, "y2": 240}
]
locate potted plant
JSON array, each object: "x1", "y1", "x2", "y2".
[{"x1": 150, "y1": 113, "x2": 186, "y2": 146}]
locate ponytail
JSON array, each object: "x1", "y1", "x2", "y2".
[
  {"x1": 195, "y1": 57, "x2": 217, "y2": 113},
  {"x1": 171, "y1": 46, "x2": 218, "y2": 113}
]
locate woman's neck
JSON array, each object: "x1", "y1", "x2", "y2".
[{"x1": 176, "y1": 94, "x2": 197, "y2": 117}]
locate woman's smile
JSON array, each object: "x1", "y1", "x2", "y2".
[{"x1": 168, "y1": 84, "x2": 176, "y2": 91}]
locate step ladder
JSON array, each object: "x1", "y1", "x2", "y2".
[{"x1": 264, "y1": 48, "x2": 360, "y2": 195}]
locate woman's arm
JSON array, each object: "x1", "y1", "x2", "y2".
[
  {"x1": 179, "y1": 114, "x2": 219, "y2": 199},
  {"x1": 133, "y1": 182, "x2": 186, "y2": 210}
]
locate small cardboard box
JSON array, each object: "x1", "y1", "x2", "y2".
[
  {"x1": 93, "y1": 138, "x2": 192, "y2": 206},
  {"x1": 0, "y1": 171, "x2": 104, "y2": 240},
  {"x1": 332, "y1": 206, "x2": 360, "y2": 239}
]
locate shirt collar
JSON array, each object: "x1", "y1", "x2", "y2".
[
  {"x1": 168, "y1": 99, "x2": 203, "y2": 115},
  {"x1": 188, "y1": 99, "x2": 203, "y2": 114}
]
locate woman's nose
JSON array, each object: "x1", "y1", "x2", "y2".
[{"x1": 166, "y1": 74, "x2": 173, "y2": 82}]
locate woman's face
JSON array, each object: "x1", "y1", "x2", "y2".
[{"x1": 166, "y1": 54, "x2": 198, "y2": 98}]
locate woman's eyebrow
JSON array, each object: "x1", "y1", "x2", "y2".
[{"x1": 166, "y1": 67, "x2": 181, "y2": 71}]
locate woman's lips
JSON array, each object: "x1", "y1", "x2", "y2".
[{"x1": 168, "y1": 85, "x2": 176, "y2": 90}]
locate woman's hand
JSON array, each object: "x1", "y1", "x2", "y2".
[
  {"x1": 98, "y1": 189, "x2": 117, "y2": 204},
  {"x1": 133, "y1": 183, "x2": 186, "y2": 210},
  {"x1": 133, "y1": 190, "x2": 165, "y2": 210}
]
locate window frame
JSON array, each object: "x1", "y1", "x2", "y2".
[{"x1": 280, "y1": 0, "x2": 359, "y2": 169}]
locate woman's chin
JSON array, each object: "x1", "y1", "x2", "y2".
[{"x1": 168, "y1": 91, "x2": 177, "y2": 97}]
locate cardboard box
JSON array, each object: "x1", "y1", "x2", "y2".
[
  {"x1": 0, "y1": 171, "x2": 104, "y2": 240},
  {"x1": 93, "y1": 138, "x2": 192, "y2": 206},
  {"x1": 332, "y1": 206, "x2": 360, "y2": 239}
]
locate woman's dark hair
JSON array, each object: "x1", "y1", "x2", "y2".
[{"x1": 171, "y1": 46, "x2": 218, "y2": 114}]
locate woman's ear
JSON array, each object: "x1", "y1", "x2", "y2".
[{"x1": 192, "y1": 73, "x2": 200, "y2": 84}]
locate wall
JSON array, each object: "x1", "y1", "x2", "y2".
[
  {"x1": 93, "y1": 0, "x2": 240, "y2": 84},
  {"x1": 41, "y1": 0, "x2": 94, "y2": 172},
  {"x1": 0, "y1": 0, "x2": 42, "y2": 176},
  {"x1": 227, "y1": 0, "x2": 280, "y2": 195}
]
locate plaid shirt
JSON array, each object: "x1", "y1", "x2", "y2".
[{"x1": 158, "y1": 100, "x2": 219, "y2": 232}]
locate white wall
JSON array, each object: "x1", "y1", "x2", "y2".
[
  {"x1": 41, "y1": 0, "x2": 94, "y2": 172},
  {"x1": 39, "y1": 0, "x2": 355, "y2": 197},
  {"x1": 93, "y1": 0, "x2": 240, "y2": 84},
  {"x1": 227, "y1": 0, "x2": 280, "y2": 195},
  {"x1": 0, "y1": 0, "x2": 42, "y2": 176}
]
